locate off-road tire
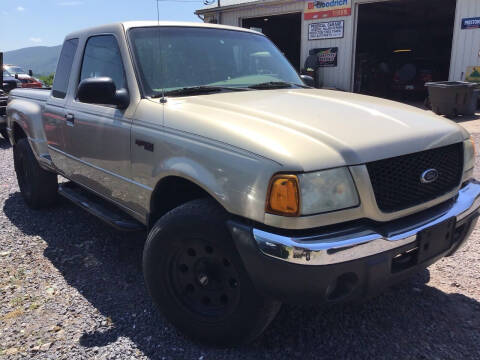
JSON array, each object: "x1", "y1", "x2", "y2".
[
  {"x1": 143, "y1": 198, "x2": 281, "y2": 346},
  {"x1": 13, "y1": 138, "x2": 58, "y2": 209}
]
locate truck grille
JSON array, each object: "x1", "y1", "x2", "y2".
[{"x1": 366, "y1": 143, "x2": 463, "y2": 213}]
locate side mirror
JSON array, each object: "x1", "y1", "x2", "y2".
[
  {"x1": 28, "y1": 69, "x2": 33, "y2": 77},
  {"x1": 14, "y1": 73, "x2": 18, "y2": 79},
  {"x1": 77, "y1": 77, "x2": 130, "y2": 109},
  {"x1": 300, "y1": 75, "x2": 315, "y2": 88}
]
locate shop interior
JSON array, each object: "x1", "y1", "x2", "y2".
[
  {"x1": 242, "y1": 12, "x2": 302, "y2": 71},
  {"x1": 354, "y1": 0, "x2": 457, "y2": 100}
]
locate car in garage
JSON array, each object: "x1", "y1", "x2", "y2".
[{"x1": 391, "y1": 54, "x2": 438, "y2": 100}]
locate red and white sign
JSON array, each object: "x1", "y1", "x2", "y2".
[{"x1": 305, "y1": 0, "x2": 352, "y2": 20}]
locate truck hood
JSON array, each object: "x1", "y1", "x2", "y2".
[{"x1": 164, "y1": 89, "x2": 468, "y2": 171}]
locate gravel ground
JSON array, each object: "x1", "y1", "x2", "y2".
[{"x1": 1, "y1": 118, "x2": 480, "y2": 360}]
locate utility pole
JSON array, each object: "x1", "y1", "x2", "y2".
[{"x1": 217, "y1": 0, "x2": 221, "y2": 24}]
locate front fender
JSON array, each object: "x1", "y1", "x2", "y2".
[
  {"x1": 130, "y1": 123, "x2": 283, "y2": 224},
  {"x1": 150, "y1": 152, "x2": 276, "y2": 223},
  {"x1": 153, "y1": 156, "x2": 233, "y2": 207}
]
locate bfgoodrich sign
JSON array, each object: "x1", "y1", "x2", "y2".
[{"x1": 304, "y1": 0, "x2": 351, "y2": 20}]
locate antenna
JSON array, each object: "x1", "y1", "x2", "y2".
[
  {"x1": 160, "y1": 88, "x2": 167, "y2": 104},
  {"x1": 156, "y1": 0, "x2": 160, "y2": 24}
]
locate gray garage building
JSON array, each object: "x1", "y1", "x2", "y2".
[{"x1": 196, "y1": 0, "x2": 480, "y2": 97}]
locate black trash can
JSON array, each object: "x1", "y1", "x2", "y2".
[
  {"x1": 425, "y1": 81, "x2": 479, "y2": 117},
  {"x1": 463, "y1": 88, "x2": 480, "y2": 116}
]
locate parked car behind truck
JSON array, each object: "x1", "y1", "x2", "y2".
[
  {"x1": 6, "y1": 21, "x2": 480, "y2": 346},
  {"x1": 0, "y1": 89, "x2": 8, "y2": 139},
  {"x1": 3, "y1": 65, "x2": 43, "y2": 89},
  {"x1": 2, "y1": 69, "x2": 22, "y2": 93}
]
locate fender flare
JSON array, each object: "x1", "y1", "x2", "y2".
[{"x1": 8, "y1": 98, "x2": 53, "y2": 169}]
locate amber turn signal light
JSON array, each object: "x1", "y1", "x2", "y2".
[
  {"x1": 470, "y1": 136, "x2": 477, "y2": 156},
  {"x1": 266, "y1": 175, "x2": 300, "y2": 216}
]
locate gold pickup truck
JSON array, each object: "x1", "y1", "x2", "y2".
[{"x1": 6, "y1": 21, "x2": 480, "y2": 346}]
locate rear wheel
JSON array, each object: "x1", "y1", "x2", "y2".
[
  {"x1": 0, "y1": 129, "x2": 8, "y2": 140},
  {"x1": 143, "y1": 198, "x2": 281, "y2": 346},
  {"x1": 13, "y1": 138, "x2": 58, "y2": 209}
]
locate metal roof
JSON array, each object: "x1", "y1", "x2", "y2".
[{"x1": 195, "y1": 0, "x2": 283, "y2": 15}]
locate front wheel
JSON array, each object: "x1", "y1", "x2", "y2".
[{"x1": 143, "y1": 198, "x2": 281, "y2": 346}]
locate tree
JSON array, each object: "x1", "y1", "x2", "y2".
[{"x1": 38, "y1": 73, "x2": 54, "y2": 87}]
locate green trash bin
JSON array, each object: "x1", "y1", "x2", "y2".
[{"x1": 425, "y1": 81, "x2": 479, "y2": 117}]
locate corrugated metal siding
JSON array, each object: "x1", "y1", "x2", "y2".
[
  {"x1": 305, "y1": 9, "x2": 356, "y2": 91},
  {"x1": 450, "y1": 0, "x2": 480, "y2": 80},
  {"x1": 217, "y1": 0, "x2": 357, "y2": 91}
]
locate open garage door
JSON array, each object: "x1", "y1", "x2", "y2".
[
  {"x1": 354, "y1": 0, "x2": 456, "y2": 100},
  {"x1": 243, "y1": 13, "x2": 302, "y2": 71}
]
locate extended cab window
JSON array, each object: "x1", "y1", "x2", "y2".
[
  {"x1": 52, "y1": 38, "x2": 79, "y2": 99},
  {"x1": 79, "y1": 35, "x2": 126, "y2": 97}
]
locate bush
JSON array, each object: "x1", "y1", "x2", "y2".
[{"x1": 38, "y1": 74, "x2": 55, "y2": 87}]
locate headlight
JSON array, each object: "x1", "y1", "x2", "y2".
[
  {"x1": 464, "y1": 136, "x2": 476, "y2": 172},
  {"x1": 299, "y1": 168, "x2": 359, "y2": 215},
  {"x1": 266, "y1": 168, "x2": 360, "y2": 217}
]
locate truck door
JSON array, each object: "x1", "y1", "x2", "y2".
[
  {"x1": 63, "y1": 34, "x2": 133, "y2": 208},
  {"x1": 43, "y1": 38, "x2": 79, "y2": 170}
]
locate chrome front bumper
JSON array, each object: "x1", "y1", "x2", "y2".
[{"x1": 253, "y1": 181, "x2": 480, "y2": 266}]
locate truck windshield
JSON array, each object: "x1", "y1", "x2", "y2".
[{"x1": 128, "y1": 26, "x2": 304, "y2": 97}]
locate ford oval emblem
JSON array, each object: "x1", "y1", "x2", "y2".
[{"x1": 421, "y1": 169, "x2": 439, "y2": 184}]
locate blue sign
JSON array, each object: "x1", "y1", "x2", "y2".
[{"x1": 462, "y1": 17, "x2": 480, "y2": 29}]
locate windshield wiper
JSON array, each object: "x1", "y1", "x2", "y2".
[
  {"x1": 248, "y1": 81, "x2": 308, "y2": 90},
  {"x1": 151, "y1": 86, "x2": 249, "y2": 98}
]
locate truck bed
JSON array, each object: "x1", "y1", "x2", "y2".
[{"x1": 9, "y1": 88, "x2": 51, "y2": 102}]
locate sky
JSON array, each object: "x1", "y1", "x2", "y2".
[{"x1": 0, "y1": 0, "x2": 210, "y2": 52}]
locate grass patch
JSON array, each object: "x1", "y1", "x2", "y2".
[{"x1": 2, "y1": 308, "x2": 24, "y2": 321}]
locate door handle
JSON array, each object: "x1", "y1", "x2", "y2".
[{"x1": 65, "y1": 113, "x2": 75, "y2": 126}]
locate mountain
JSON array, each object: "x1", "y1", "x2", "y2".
[{"x1": 3, "y1": 45, "x2": 62, "y2": 76}]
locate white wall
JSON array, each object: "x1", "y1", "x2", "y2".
[
  {"x1": 216, "y1": 0, "x2": 357, "y2": 91},
  {"x1": 450, "y1": 0, "x2": 480, "y2": 81}
]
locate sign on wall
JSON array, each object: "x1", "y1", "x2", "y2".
[
  {"x1": 314, "y1": 47, "x2": 338, "y2": 67},
  {"x1": 304, "y1": 0, "x2": 351, "y2": 20},
  {"x1": 308, "y1": 21, "x2": 344, "y2": 40},
  {"x1": 466, "y1": 67, "x2": 480, "y2": 82},
  {"x1": 462, "y1": 17, "x2": 480, "y2": 30}
]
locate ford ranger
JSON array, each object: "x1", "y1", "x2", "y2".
[{"x1": 6, "y1": 21, "x2": 480, "y2": 346}]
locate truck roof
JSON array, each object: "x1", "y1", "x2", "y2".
[{"x1": 65, "y1": 20, "x2": 259, "y2": 40}]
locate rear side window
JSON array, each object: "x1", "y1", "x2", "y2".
[
  {"x1": 79, "y1": 35, "x2": 126, "y2": 92},
  {"x1": 52, "y1": 38, "x2": 79, "y2": 99}
]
